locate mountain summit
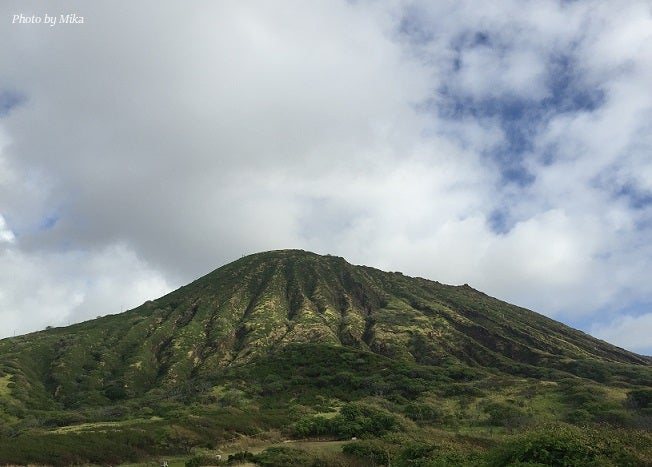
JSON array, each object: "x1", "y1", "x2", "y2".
[{"x1": 149, "y1": 248, "x2": 646, "y2": 368}]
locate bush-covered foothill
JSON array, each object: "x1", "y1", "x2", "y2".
[
  {"x1": 488, "y1": 424, "x2": 646, "y2": 466},
  {"x1": 0, "y1": 428, "x2": 158, "y2": 467},
  {"x1": 235, "y1": 344, "x2": 457, "y2": 406},
  {"x1": 343, "y1": 439, "x2": 486, "y2": 467},
  {"x1": 396, "y1": 441, "x2": 485, "y2": 467}
]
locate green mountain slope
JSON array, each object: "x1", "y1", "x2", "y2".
[
  {"x1": 2, "y1": 249, "x2": 647, "y2": 404},
  {"x1": 0, "y1": 250, "x2": 650, "y2": 465}
]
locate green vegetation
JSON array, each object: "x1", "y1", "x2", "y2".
[
  {"x1": 488, "y1": 424, "x2": 650, "y2": 466},
  {"x1": 291, "y1": 402, "x2": 399, "y2": 438},
  {"x1": 0, "y1": 250, "x2": 650, "y2": 465}
]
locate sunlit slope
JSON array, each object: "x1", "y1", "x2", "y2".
[{"x1": 0, "y1": 249, "x2": 648, "y2": 409}]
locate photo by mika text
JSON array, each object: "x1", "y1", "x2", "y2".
[{"x1": 11, "y1": 13, "x2": 84, "y2": 26}]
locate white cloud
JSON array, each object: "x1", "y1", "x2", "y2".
[
  {"x1": 0, "y1": 0, "x2": 430, "y2": 273},
  {"x1": 0, "y1": 243, "x2": 171, "y2": 338},
  {"x1": 0, "y1": 215, "x2": 14, "y2": 244},
  {"x1": 0, "y1": 0, "x2": 652, "y2": 353}
]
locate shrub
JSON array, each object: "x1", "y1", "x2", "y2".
[
  {"x1": 404, "y1": 402, "x2": 445, "y2": 424},
  {"x1": 253, "y1": 446, "x2": 317, "y2": 467},
  {"x1": 565, "y1": 408, "x2": 593, "y2": 424},
  {"x1": 342, "y1": 440, "x2": 389, "y2": 465},
  {"x1": 483, "y1": 401, "x2": 528, "y2": 428},
  {"x1": 396, "y1": 441, "x2": 438, "y2": 466},
  {"x1": 291, "y1": 415, "x2": 331, "y2": 437},
  {"x1": 291, "y1": 402, "x2": 398, "y2": 439},
  {"x1": 627, "y1": 388, "x2": 652, "y2": 410},
  {"x1": 227, "y1": 450, "x2": 255, "y2": 464}
]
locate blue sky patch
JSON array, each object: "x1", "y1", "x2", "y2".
[
  {"x1": 0, "y1": 90, "x2": 26, "y2": 117},
  {"x1": 487, "y1": 208, "x2": 511, "y2": 235},
  {"x1": 398, "y1": 6, "x2": 433, "y2": 46},
  {"x1": 592, "y1": 171, "x2": 652, "y2": 211},
  {"x1": 435, "y1": 88, "x2": 540, "y2": 186},
  {"x1": 431, "y1": 46, "x2": 606, "y2": 188},
  {"x1": 544, "y1": 54, "x2": 605, "y2": 113},
  {"x1": 38, "y1": 214, "x2": 60, "y2": 232}
]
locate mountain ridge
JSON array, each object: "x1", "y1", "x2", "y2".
[
  {"x1": 10, "y1": 249, "x2": 649, "y2": 363},
  {"x1": 1, "y1": 249, "x2": 651, "y2": 465},
  {"x1": 2, "y1": 248, "x2": 647, "y2": 402}
]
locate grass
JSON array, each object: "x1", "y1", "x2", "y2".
[
  {"x1": 52, "y1": 416, "x2": 163, "y2": 433},
  {"x1": 0, "y1": 375, "x2": 11, "y2": 397}
]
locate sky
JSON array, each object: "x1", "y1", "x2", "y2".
[{"x1": 1, "y1": 1, "x2": 651, "y2": 355}]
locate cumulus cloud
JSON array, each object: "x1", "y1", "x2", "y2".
[
  {"x1": 0, "y1": 0, "x2": 429, "y2": 273},
  {"x1": 1, "y1": 0, "x2": 652, "y2": 351}
]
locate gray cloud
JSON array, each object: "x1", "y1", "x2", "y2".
[{"x1": 1, "y1": 0, "x2": 652, "y2": 354}]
